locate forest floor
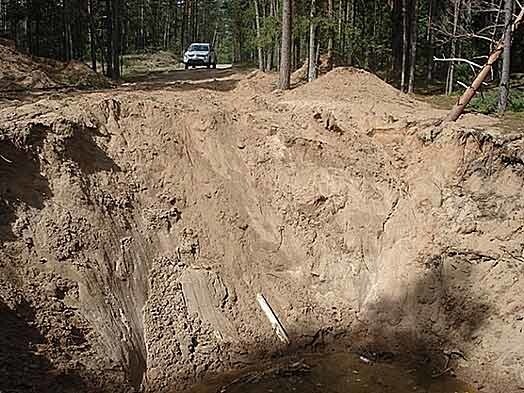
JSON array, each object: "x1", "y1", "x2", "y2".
[{"x1": 1, "y1": 52, "x2": 524, "y2": 393}]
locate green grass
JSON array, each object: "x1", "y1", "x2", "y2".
[
  {"x1": 416, "y1": 86, "x2": 524, "y2": 134},
  {"x1": 469, "y1": 89, "x2": 524, "y2": 114},
  {"x1": 496, "y1": 112, "x2": 524, "y2": 133},
  {"x1": 416, "y1": 93, "x2": 459, "y2": 110},
  {"x1": 417, "y1": 87, "x2": 524, "y2": 115}
]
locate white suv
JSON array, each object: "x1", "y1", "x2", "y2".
[{"x1": 183, "y1": 43, "x2": 217, "y2": 69}]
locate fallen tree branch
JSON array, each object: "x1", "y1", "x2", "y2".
[
  {"x1": 457, "y1": 80, "x2": 489, "y2": 88},
  {"x1": 445, "y1": 7, "x2": 524, "y2": 122},
  {"x1": 467, "y1": 33, "x2": 499, "y2": 43},
  {"x1": 434, "y1": 56, "x2": 487, "y2": 80},
  {"x1": 0, "y1": 153, "x2": 12, "y2": 163},
  {"x1": 433, "y1": 57, "x2": 483, "y2": 69}
]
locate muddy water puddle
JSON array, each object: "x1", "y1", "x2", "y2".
[{"x1": 189, "y1": 352, "x2": 476, "y2": 393}]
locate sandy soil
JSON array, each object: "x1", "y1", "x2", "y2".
[
  {"x1": 1, "y1": 64, "x2": 523, "y2": 393},
  {"x1": 0, "y1": 40, "x2": 110, "y2": 92}
]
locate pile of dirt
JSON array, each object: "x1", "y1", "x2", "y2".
[
  {"x1": 146, "y1": 51, "x2": 180, "y2": 68},
  {"x1": 0, "y1": 42, "x2": 110, "y2": 92},
  {"x1": 284, "y1": 67, "x2": 495, "y2": 133},
  {"x1": 123, "y1": 51, "x2": 181, "y2": 76},
  {"x1": 1, "y1": 67, "x2": 523, "y2": 393},
  {"x1": 294, "y1": 67, "x2": 401, "y2": 99},
  {"x1": 235, "y1": 69, "x2": 278, "y2": 94},
  {"x1": 291, "y1": 54, "x2": 335, "y2": 84}
]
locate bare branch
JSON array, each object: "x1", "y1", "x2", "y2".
[
  {"x1": 473, "y1": 8, "x2": 505, "y2": 13},
  {"x1": 457, "y1": 80, "x2": 488, "y2": 90},
  {"x1": 454, "y1": 33, "x2": 497, "y2": 43},
  {"x1": 446, "y1": 6, "x2": 524, "y2": 121},
  {"x1": 471, "y1": 34, "x2": 498, "y2": 43},
  {"x1": 433, "y1": 56, "x2": 483, "y2": 69},
  {"x1": 491, "y1": 0, "x2": 504, "y2": 49},
  {"x1": 477, "y1": 24, "x2": 504, "y2": 35},
  {"x1": 434, "y1": 56, "x2": 482, "y2": 79},
  {"x1": 0, "y1": 153, "x2": 12, "y2": 164}
]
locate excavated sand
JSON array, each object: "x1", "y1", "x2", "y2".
[
  {"x1": 0, "y1": 67, "x2": 523, "y2": 393},
  {"x1": 0, "y1": 40, "x2": 110, "y2": 91}
]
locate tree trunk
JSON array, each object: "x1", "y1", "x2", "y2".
[
  {"x1": 105, "y1": 0, "x2": 113, "y2": 77},
  {"x1": 173, "y1": 1, "x2": 178, "y2": 50},
  {"x1": 327, "y1": 0, "x2": 334, "y2": 70},
  {"x1": 367, "y1": 0, "x2": 376, "y2": 69},
  {"x1": 275, "y1": 0, "x2": 280, "y2": 68},
  {"x1": 337, "y1": 0, "x2": 343, "y2": 54},
  {"x1": 408, "y1": 0, "x2": 418, "y2": 93},
  {"x1": 293, "y1": 35, "x2": 300, "y2": 70},
  {"x1": 279, "y1": 0, "x2": 292, "y2": 89},
  {"x1": 212, "y1": 21, "x2": 218, "y2": 46},
  {"x1": 267, "y1": 0, "x2": 275, "y2": 70},
  {"x1": 308, "y1": 0, "x2": 317, "y2": 82},
  {"x1": 400, "y1": 0, "x2": 408, "y2": 92},
  {"x1": 426, "y1": 0, "x2": 434, "y2": 81},
  {"x1": 140, "y1": 0, "x2": 145, "y2": 50},
  {"x1": 392, "y1": 0, "x2": 403, "y2": 74},
  {"x1": 193, "y1": 0, "x2": 199, "y2": 42},
  {"x1": 35, "y1": 10, "x2": 41, "y2": 56},
  {"x1": 254, "y1": 0, "x2": 264, "y2": 71},
  {"x1": 341, "y1": 0, "x2": 348, "y2": 61},
  {"x1": 446, "y1": 6, "x2": 524, "y2": 121},
  {"x1": 347, "y1": 0, "x2": 354, "y2": 65},
  {"x1": 164, "y1": 7, "x2": 170, "y2": 49},
  {"x1": 88, "y1": 0, "x2": 97, "y2": 72},
  {"x1": 315, "y1": 39, "x2": 320, "y2": 68},
  {"x1": 111, "y1": 0, "x2": 121, "y2": 80},
  {"x1": 446, "y1": 0, "x2": 461, "y2": 95},
  {"x1": 498, "y1": 0, "x2": 513, "y2": 113},
  {"x1": 63, "y1": 0, "x2": 72, "y2": 61},
  {"x1": 274, "y1": 37, "x2": 280, "y2": 70},
  {"x1": 181, "y1": 0, "x2": 188, "y2": 55},
  {"x1": 188, "y1": 0, "x2": 193, "y2": 43}
]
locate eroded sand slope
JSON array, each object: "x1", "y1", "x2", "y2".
[{"x1": 1, "y1": 68, "x2": 523, "y2": 392}]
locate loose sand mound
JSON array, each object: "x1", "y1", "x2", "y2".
[
  {"x1": 0, "y1": 68, "x2": 523, "y2": 393},
  {"x1": 123, "y1": 51, "x2": 182, "y2": 76},
  {"x1": 0, "y1": 43, "x2": 110, "y2": 91},
  {"x1": 296, "y1": 67, "x2": 401, "y2": 99},
  {"x1": 283, "y1": 67, "x2": 495, "y2": 132},
  {"x1": 291, "y1": 54, "x2": 336, "y2": 84}
]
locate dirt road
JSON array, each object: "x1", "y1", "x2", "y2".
[
  {"x1": 0, "y1": 62, "x2": 245, "y2": 108},
  {"x1": 124, "y1": 64, "x2": 236, "y2": 83},
  {"x1": 1, "y1": 66, "x2": 524, "y2": 393},
  {"x1": 120, "y1": 64, "x2": 249, "y2": 94}
]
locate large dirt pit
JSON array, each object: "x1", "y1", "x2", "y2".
[{"x1": 1, "y1": 68, "x2": 523, "y2": 393}]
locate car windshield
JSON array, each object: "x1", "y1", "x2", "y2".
[{"x1": 189, "y1": 44, "x2": 209, "y2": 52}]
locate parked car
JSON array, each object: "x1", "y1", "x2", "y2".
[{"x1": 183, "y1": 43, "x2": 217, "y2": 69}]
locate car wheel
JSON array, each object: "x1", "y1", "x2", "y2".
[
  {"x1": 184, "y1": 63, "x2": 189, "y2": 70},
  {"x1": 207, "y1": 63, "x2": 211, "y2": 69},
  {"x1": 213, "y1": 63, "x2": 217, "y2": 69}
]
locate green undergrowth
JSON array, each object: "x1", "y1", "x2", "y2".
[{"x1": 470, "y1": 89, "x2": 524, "y2": 114}]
